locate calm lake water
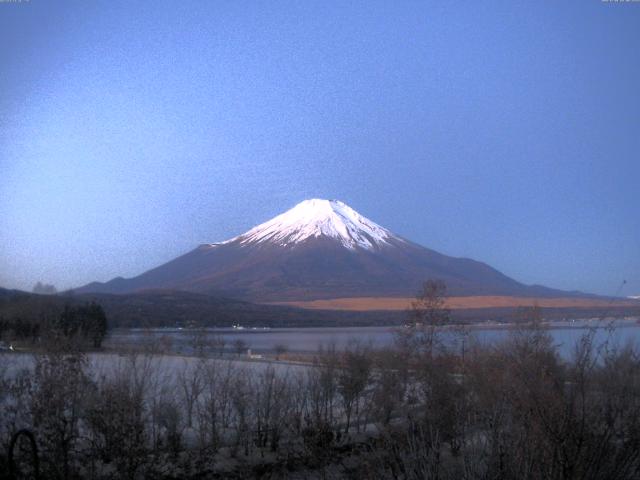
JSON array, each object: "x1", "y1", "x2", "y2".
[{"x1": 105, "y1": 320, "x2": 640, "y2": 359}]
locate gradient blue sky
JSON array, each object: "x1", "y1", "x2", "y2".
[{"x1": 1, "y1": 0, "x2": 639, "y2": 296}]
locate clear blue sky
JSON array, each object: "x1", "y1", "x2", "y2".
[{"x1": 1, "y1": 0, "x2": 638, "y2": 296}]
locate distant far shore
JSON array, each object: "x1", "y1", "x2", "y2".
[{"x1": 107, "y1": 316, "x2": 640, "y2": 334}]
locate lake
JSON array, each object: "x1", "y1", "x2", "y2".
[{"x1": 105, "y1": 319, "x2": 640, "y2": 359}]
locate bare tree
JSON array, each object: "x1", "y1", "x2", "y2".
[
  {"x1": 274, "y1": 343, "x2": 288, "y2": 360},
  {"x1": 229, "y1": 367, "x2": 252, "y2": 457},
  {"x1": 233, "y1": 338, "x2": 248, "y2": 357},
  {"x1": 210, "y1": 334, "x2": 226, "y2": 357},
  {"x1": 178, "y1": 360, "x2": 203, "y2": 429},
  {"x1": 337, "y1": 341, "x2": 372, "y2": 434},
  {"x1": 84, "y1": 371, "x2": 148, "y2": 478},
  {"x1": 398, "y1": 279, "x2": 450, "y2": 357},
  {"x1": 30, "y1": 350, "x2": 91, "y2": 479},
  {"x1": 189, "y1": 329, "x2": 209, "y2": 357}
]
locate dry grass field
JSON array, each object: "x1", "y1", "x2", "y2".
[{"x1": 270, "y1": 296, "x2": 640, "y2": 311}]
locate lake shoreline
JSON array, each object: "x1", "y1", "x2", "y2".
[{"x1": 108, "y1": 315, "x2": 640, "y2": 334}]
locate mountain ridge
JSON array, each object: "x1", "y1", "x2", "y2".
[{"x1": 76, "y1": 199, "x2": 595, "y2": 301}]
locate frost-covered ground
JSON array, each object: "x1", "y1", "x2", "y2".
[{"x1": 0, "y1": 350, "x2": 310, "y2": 381}]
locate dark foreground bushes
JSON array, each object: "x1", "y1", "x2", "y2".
[{"x1": 2, "y1": 322, "x2": 640, "y2": 479}]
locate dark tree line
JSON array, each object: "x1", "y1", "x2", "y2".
[
  {"x1": 0, "y1": 301, "x2": 108, "y2": 348},
  {"x1": 0, "y1": 318, "x2": 41, "y2": 344},
  {"x1": 55, "y1": 303, "x2": 108, "y2": 348}
]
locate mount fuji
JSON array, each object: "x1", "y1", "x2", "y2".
[{"x1": 77, "y1": 199, "x2": 579, "y2": 302}]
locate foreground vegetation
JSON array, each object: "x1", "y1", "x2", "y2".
[
  {"x1": 1, "y1": 283, "x2": 640, "y2": 479},
  {"x1": 2, "y1": 322, "x2": 640, "y2": 478}
]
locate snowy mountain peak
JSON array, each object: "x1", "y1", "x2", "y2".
[{"x1": 226, "y1": 199, "x2": 399, "y2": 250}]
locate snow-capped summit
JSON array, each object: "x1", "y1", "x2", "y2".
[{"x1": 226, "y1": 199, "x2": 399, "y2": 250}]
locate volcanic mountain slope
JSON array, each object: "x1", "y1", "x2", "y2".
[{"x1": 77, "y1": 199, "x2": 583, "y2": 302}]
